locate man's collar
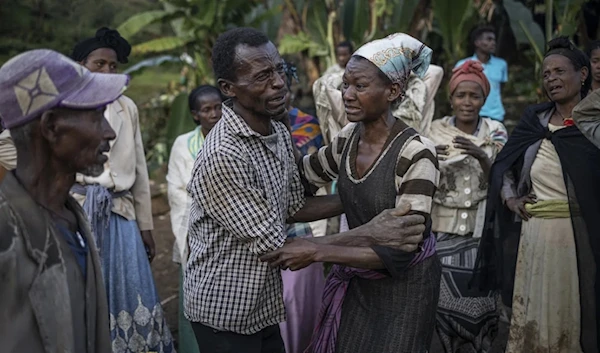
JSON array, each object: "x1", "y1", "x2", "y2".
[{"x1": 222, "y1": 100, "x2": 272, "y2": 138}]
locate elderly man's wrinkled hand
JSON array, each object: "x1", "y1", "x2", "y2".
[
  {"x1": 259, "y1": 238, "x2": 318, "y2": 271},
  {"x1": 368, "y1": 203, "x2": 426, "y2": 252}
]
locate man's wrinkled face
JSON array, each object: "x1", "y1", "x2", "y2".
[
  {"x1": 222, "y1": 42, "x2": 288, "y2": 119},
  {"x1": 46, "y1": 107, "x2": 116, "y2": 176}
]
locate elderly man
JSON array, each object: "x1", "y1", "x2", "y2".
[
  {"x1": 185, "y1": 27, "x2": 428, "y2": 353},
  {"x1": 0, "y1": 28, "x2": 174, "y2": 351},
  {"x1": 0, "y1": 49, "x2": 127, "y2": 352}
]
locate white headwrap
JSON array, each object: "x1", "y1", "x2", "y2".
[{"x1": 354, "y1": 33, "x2": 432, "y2": 86}]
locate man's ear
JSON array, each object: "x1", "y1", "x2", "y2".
[
  {"x1": 218, "y1": 78, "x2": 236, "y2": 99},
  {"x1": 39, "y1": 109, "x2": 60, "y2": 145}
]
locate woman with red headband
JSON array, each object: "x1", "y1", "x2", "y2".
[{"x1": 429, "y1": 60, "x2": 507, "y2": 352}]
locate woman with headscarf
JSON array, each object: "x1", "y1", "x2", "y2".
[
  {"x1": 167, "y1": 84, "x2": 223, "y2": 353},
  {"x1": 264, "y1": 33, "x2": 442, "y2": 353},
  {"x1": 70, "y1": 28, "x2": 176, "y2": 352},
  {"x1": 474, "y1": 37, "x2": 600, "y2": 352},
  {"x1": 429, "y1": 60, "x2": 507, "y2": 352}
]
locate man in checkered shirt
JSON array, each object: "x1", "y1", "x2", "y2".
[{"x1": 185, "y1": 27, "x2": 428, "y2": 353}]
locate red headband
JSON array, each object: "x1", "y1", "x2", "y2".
[{"x1": 449, "y1": 60, "x2": 490, "y2": 97}]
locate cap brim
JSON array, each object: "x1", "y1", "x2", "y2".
[{"x1": 60, "y1": 72, "x2": 129, "y2": 109}]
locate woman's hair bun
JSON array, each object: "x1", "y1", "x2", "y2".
[{"x1": 546, "y1": 36, "x2": 576, "y2": 52}]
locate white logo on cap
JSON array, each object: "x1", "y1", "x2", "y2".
[{"x1": 14, "y1": 67, "x2": 59, "y2": 116}]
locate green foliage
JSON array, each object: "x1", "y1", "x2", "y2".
[
  {"x1": 388, "y1": 0, "x2": 422, "y2": 33},
  {"x1": 166, "y1": 93, "x2": 196, "y2": 156},
  {"x1": 502, "y1": 0, "x2": 586, "y2": 99},
  {"x1": 280, "y1": 0, "x2": 422, "y2": 73},
  {"x1": 0, "y1": 0, "x2": 161, "y2": 63},
  {"x1": 116, "y1": 0, "x2": 279, "y2": 84},
  {"x1": 504, "y1": 0, "x2": 545, "y2": 62},
  {"x1": 132, "y1": 36, "x2": 190, "y2": 55},
  {"x1": 431, "y1": 0, "x2": 477, "y2": 65},
  {"x1": 279, "y1": 32, "x2": 329, "y2": 58},
  {"x1": 554, "y1": 0, "x2": 587, "y2": 37}
]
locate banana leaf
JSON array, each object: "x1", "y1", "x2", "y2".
[
  {"x1": 117, "y1": 10, "x2": 181, "y2": 39},
  {"x1": 503, "y1": 0, "x2": 545, "y2": 55},
  {"x1": 123, "y1": 55, "x2": 181, "y2": 75},
  {"x1": 131, "y1": 36, "x2": 190, "y2": 55},
  {"x1": 390, "y1": 0, "x2": 422, "y2": 34},
  {"x1": 432, "y1": 0, "x2": 475, "y2": 63}
]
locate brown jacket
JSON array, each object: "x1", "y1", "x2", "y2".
[{"x1": 0, "y1": 172, "x2": 111, "y2": 353}]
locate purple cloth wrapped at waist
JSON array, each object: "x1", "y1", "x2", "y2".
[{"x1": 305, "y1": 233, "x2": 437, "y2": 353}]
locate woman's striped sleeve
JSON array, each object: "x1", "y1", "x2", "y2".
[
  {"x1": 394, "y1": 136, "x2": 440, "y2": 214},
  {"x1": 300, "y1": 123, "x2": 356, "y2": 188}
]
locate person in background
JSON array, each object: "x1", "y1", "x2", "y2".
[
  {"x1": 456, "y1": 25, "x2": 508, "y2": 122},
  {"x1": 263, "y1": 33, "x2": 441, "y2": 353},
  {"x1": 70, "y1": 27, "x2": 175, "y2": 352},
  {"x1": 278, "y1": 61, "x2": 326, "y2": 353},
  {"x1": 0, "y1": 49, "x2": 126, "y2": 353},
  {"x1": 587, "y1": 40, "x2": 600, "y2": 93},
  {"x1": 475, "y1": 37, "x2": 600, "y2": 353},
  {"x1": 167, "y1": 84, "x2": 223, "y2": 353},
  {"x1": 323, "y1": 41, "x2": 353, "y2": 77},
  {"x1": 573, "y1": 87, "x2": 600, "y2": 148},
  {"x1": 313, "y1": 41, "x2": 354, "y2": 146},
  {"x1": 429, "y1": 60, "x2": 507, "y2": 352}
]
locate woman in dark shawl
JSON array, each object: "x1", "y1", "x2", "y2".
[{"x1": 474, "y1": 37, "x2": 600, "y2": 352}]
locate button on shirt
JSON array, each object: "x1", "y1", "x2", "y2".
[
  {"x1": 456, "y1": 55, "x2": 508, "y2": 121},
  {"x1": 184, "y1": 104, "x2": 305, "y2": 335}
]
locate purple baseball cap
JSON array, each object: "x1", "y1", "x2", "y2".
[{"x1": 0, "y1": 49, "x2": 129, "y2": 129}]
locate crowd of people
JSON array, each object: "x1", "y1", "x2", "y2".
[{"x1": 1, "y1": 22, "x2": 600, "y2": 353}]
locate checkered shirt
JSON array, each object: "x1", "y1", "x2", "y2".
[{"x1": 184, "y1": 104, "x2": 306, "y2": 334}]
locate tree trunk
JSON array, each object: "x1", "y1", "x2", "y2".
[
  {"x1": 304, "y1": 54, "x2": 321, "y2": 88},
  {"x1": 277, "y1": 5, "x2": 297, "y2": 42}
]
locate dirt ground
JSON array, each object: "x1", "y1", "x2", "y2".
[{"x1": 150, "y1": 213, "x2": 180, "y2": 344}]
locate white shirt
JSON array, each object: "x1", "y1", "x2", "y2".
[{"x1": 167, "y1": 128, "x2": 201, "y2": 265}]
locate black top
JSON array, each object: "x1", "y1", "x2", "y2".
[{"x1": 473, "y1": 102, "x2": 600, "y2": 352}]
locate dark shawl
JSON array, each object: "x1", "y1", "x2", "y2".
[{"x1": 473, "y1": 101, "x2": 600, "y2": 352}]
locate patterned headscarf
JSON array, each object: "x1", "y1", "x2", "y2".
[
  {"x1": 449, "y1": 60, "x2": 491, "y2": 97},
  {"x1": 353, "y1": 33, "x2": 432, "y2": 86}
]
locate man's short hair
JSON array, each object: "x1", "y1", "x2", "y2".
[
  {"x1": 337, "y1": 41, "x2": 354, "y2": 53},
  {"x1": 470, "y1": 25, "x2": 495, "y2": 45},
  {"x1": 212, "y1": 27, "x2": 270, "y2": 82}
]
